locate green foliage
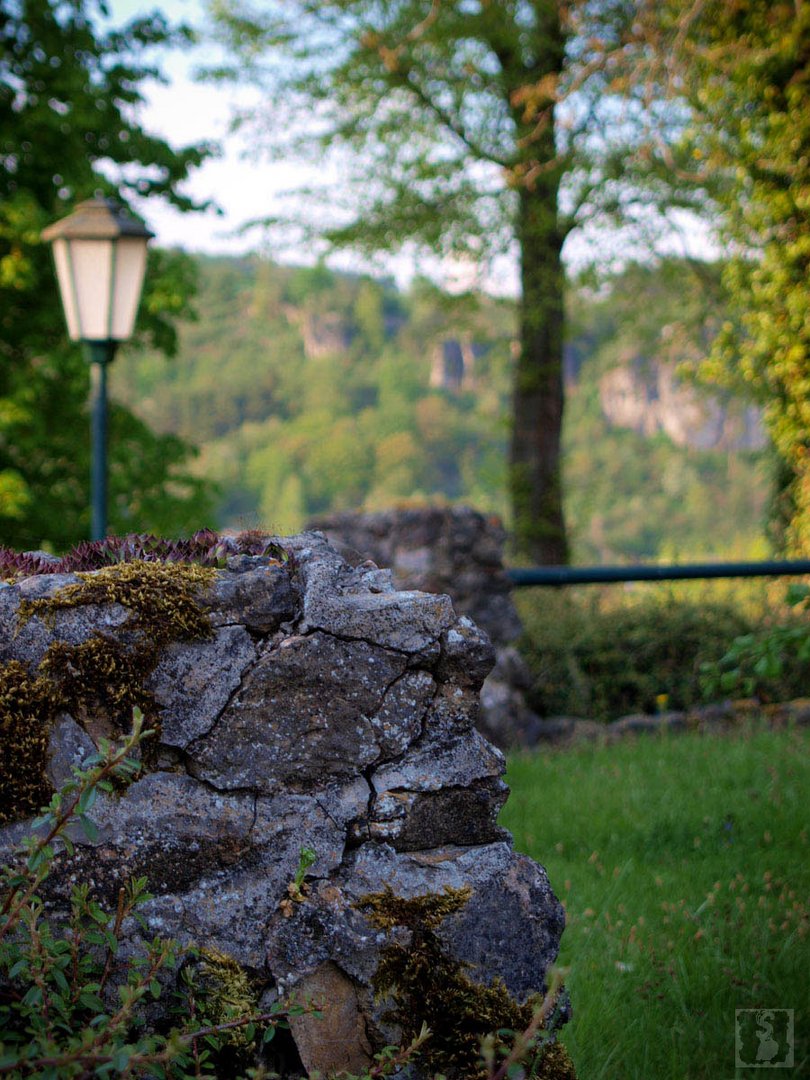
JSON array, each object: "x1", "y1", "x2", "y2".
[
  {"x1": 207, "y1": 0, "x2": 643, "y2": 561},
  {"x1": 690, "y1": 3, "x2": 810, "y2": 556},
  {"x1": 519, "y1": 592, "x2": 755, "y2": 721},
  {"x1": 502, "y1": 728, "x2": 810, "y2": 1079},
  {"x1": 115, "y1": 254, "x2": 769, "y2": 562},
  {"x1": 700, "y1": 584, "x2": 810, "y2": 701},
  {"x1": 355, "y1": 886, "x2": 575, "y2": 1080},
  {"x1": 0, "y1": 0, "x2": 217, "y2": 551},
  {"x1": 618, "y1": 1, "x2": 810, "y2": 552},
  {"x1": 0, "y1": 712, "x2": 301, "y2": 1078},
  {"x1": 115, "y1": 256, "x2": 516, "y2": 534}
]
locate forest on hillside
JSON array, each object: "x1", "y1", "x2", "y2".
[{"x1": 111, "y1": 255, "x2": 771, "y2": 563}]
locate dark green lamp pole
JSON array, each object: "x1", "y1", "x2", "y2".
[{"x1": 43, "y1": 198, "x2": 153, "y2": 540}]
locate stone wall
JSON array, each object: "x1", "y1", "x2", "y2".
[
  {"x1": 309, "y1": 507, "x2": 543, "y2": 746},
  {"x1": 0, "y1": 532, "x2": 566, "y2": 1076}
]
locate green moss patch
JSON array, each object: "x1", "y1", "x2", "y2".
[
  {"x1": 1, "y1": 561, "x2": 216, "y2": 825},
  {"x1": 356, "y1": 885, "x2": 575, "y2": 1080},
  {"x1": 0, "y1": 661, "x2": 58, "y2": 825}
]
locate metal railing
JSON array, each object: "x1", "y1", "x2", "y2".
[{"x1": 507, "y1": 560, "x2": 810, "y2": 587}]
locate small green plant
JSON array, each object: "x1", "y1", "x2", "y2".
[
  {"x1": 700, "y1": 583, "x2": 810, "y2": 700},
  {"x1": 279, "y1": 847, "x2": 318, "y2": 918},
  {"x1": 0, "y1": 709, "x2": 302, "y2": 1078}
]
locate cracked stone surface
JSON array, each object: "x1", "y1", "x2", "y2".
[
  {"x1": 188, "y1": 631, "x2": 408, "y2": 790},
  {"x1": 150, "y1": 625, "x2": 258, "y2": 748},
  {"x1": 0, "y1": 531, "x2": 568, "y2": 1075},
  {"x1": 311, "y1": 507, "x2": 545, "y2": 746},
  {"x1": 202, "y1": 563, "x2": 299, "y2": 632}
]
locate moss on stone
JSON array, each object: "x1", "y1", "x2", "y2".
[
  {"x1": 356, "y1": 885, "x2": 576, "y2": 1080},
  {"x1": 22, "y1": 561, "x2": 215, "y2": 748},
  {"x1": 0, "y1": 661, "x2": 58, "y2": 825},
  {"x1": 19, "y1": 560, "x2": 215, "y2": 642},
  {"x1": 195, "y1": 947, "x2": 261, "y2": 1065},
  {"x1": 1, "y1": 561, "x2": 216, "y2": 823}
]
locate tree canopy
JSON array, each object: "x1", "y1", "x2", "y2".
[
  {"x1": 0, "y1": 0, "x2": 216, "y2": 550},
  {"x1": 209, "y1": 0, "x2": 640, "y2": 563},
  {"x1": 615, "y1": 0, "x2": 810, "y2": 552}
]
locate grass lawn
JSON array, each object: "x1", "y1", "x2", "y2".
[{"x1": 501, "y1": 728, "x2": 809, "y2": 1079}]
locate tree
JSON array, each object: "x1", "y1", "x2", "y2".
[
  {"x1": 618, "y1": 1, "x2": 810, "y2": 553},
  {"x1": 209, "y1": 0, "x2": 635, "y2": 563},
  {"x1": 0, "y1": 0, "x2": 217, "y2": 550}
]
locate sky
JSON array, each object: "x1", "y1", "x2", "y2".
[
  {"x1": 107, "y1": 0, "x2": 279, "y2": 257},
  {"x1": 106, "y1": 0, "x2": 717, "y2": 294}
]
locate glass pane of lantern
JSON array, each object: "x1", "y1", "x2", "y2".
[
  {"x1": 50, "y1": 237, "x2": 81, "y2": 340},
  {"x1": 110, "y1": 237, "x2": 148, "y2": 340},
  {"x1": 69, "y1": 238, "x2": 114, "y2": 340}
]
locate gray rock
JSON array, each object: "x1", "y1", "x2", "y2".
[
  {"x1": 0, "y1": 574, "x2": 129, "y2": 668},
  {"x1": 308, "y1": 508, "x2": 520, "y2": 645},
  {"x1": 187, "y1": 632, "x2": 407, "y2": 791},
  {"x1": 41, "y1": 773, "x2": 257, "y2": 904},
  {"x1": 149, "y1": 624, "x2": 258, "y2": 748},
  {"x1": 3, "y1": 533, "x2": 568, "y2": 1068},
  {"x1": 371, "y1": 728, "x2": 505, "y2": 795},
  {"x1": 308, "y1": 508, "x2": 541, "y2": 745},
  {"x1": 423, "y1": 683, "x2": 482, "y2": 737},
  {"x1": 46, "y1": 714, "x2": 97, "y2": 789},
  {"x1": 294, "y1": 532, "x2": 454, "y2": 656},
  {"x1": 268, "y1": 841, "x2": 564, "y2": 1005},
  {"x1": 532, "y1": 716, "x2": 607, "y2": 745},
  {"x1": 202, "y1": 564, "x2": 299, "y2": 632},
  {"x1": 436, "y1": 615, "x2": 495, "y2": 690},
  {"x1": 612, "y1": 711, "x2": 687, "y2": 735},
  {"x1": 369, "y1": 729, "x2": 508, "y2": 849},
  {"x1": 138, "y1": 792, "x2": 348, "y2": 969},
  {"x1": 370, "y1": 670, "x2": 436, "y2": 759}
]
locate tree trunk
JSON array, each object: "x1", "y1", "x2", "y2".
[{"x1": 510, "y1": 180, "x2": 569, "y2": 565}]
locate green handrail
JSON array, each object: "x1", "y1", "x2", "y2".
[{"x1": 507, "y1": 560, "x2": 810, "y2": 587}]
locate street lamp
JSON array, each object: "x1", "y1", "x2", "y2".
[{"x1": 43, "y1": 197, "x2": 154, "y2": 541}]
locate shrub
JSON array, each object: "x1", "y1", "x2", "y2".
[
  {"x1": 700, "y1": 583, "x2": 810, "y2": 701},
  {"x1": 518, "y1": 593, "x2": 754, "y2": 720}
]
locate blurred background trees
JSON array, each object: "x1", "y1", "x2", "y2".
[
  {"x1": 617, "y1": 0, "x2": 810, "y2": 554},
  {"x1": 2, "y1": 0, "x2": 809, "y2": 563},
  {"x1": 207, "y1": 0, "x2": 651, "y2": 564},
  {"x1": 0, "y1": 0, "x2": 216, "y2": 550}
]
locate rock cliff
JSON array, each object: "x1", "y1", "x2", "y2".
[{"x1": 599, "y1": 359, "x2": 766, "y2": 451}]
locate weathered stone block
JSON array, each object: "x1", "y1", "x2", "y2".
[
  {"x1": 0, "y1": 531, "x2": 569, "y2": 1075},
  {"x1": 188, "y1": 631, "x2": 408, "y2": 790}
]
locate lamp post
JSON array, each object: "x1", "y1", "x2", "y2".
[{"x1": 43, "y1": 197, "x2": 153, "y2": 541}]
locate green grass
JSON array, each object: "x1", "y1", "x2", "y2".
[{"x1": 501, "y1": 728, "x2": 809, "y2": 1079}]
